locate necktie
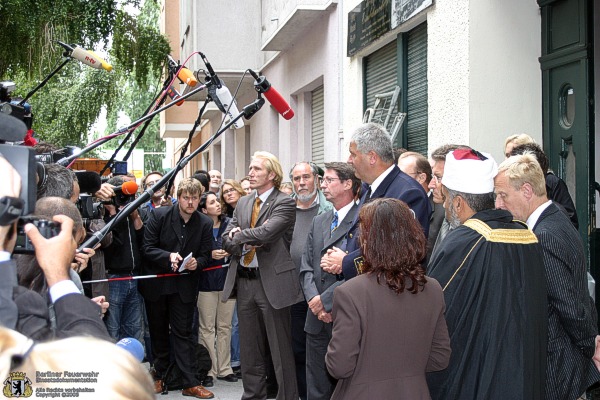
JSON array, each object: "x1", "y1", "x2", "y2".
[
  {"x1": 243, "y1": 197, "x2": 262, "y2": 265},
  {"x1": 330, "y1": 211, "x2": 339, "y2": 233},
  {"x1": 364, "y1": 185, "x2": 372, "y2": 201}
]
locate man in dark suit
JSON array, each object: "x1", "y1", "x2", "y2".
[
  {"x1": 222, "y1": 151, "x2": 303, "y2": 400},
  {"x1": 397, "y1": 151, "x2": 444, "y2": 260},
  {"x1": 322, "y1": 123, "x2": 430, "y2": 280},
  {"x1": 495, "y1": 153, "x2": 600, "y2": 399},
  {"x1": 140, "y1": 178, "x2": 214, "y2": 399},
  {"x1": 299, "y1": 162, "x2": 360, "y2": 400}
]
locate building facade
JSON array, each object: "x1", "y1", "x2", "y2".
[{"x1": 160, "y1": 0, "x2": 600, "y2": 287}]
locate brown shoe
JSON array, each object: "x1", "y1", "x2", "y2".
[
  {"x1": 182, "y1": 385, "x2": 214, "y2": 399},
  {"x1": 153, "y1": 380, "x2": 163, "y2": 394}
]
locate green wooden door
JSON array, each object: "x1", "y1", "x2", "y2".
[{"x1": 539, "y1": 0, "x2": 593, "y2": 257}]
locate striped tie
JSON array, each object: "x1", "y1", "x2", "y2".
[
  {"x1": 330, "y1": 211, "x2": 339, "y2": 233},
  {"x1": 243, "y1": 197, "x2": 262, "y2": 265}
]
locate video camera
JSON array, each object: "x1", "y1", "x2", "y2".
[
  {"x1": 0, "y1": 81, "x2": 33, "y2": 130},
  {"x1": 0, "y1": 113, "x2": 60, "y2": 253}
]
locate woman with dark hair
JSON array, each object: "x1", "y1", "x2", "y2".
[
  {"x1": 220, "y1": 179, "x2": 246, "y2": 218},
  {"x1": 197, "y1": 192, "x2": 237, "y2": 387},
  {"x1": 326, "y1": 198, "x2": 450, "y2": 399}
]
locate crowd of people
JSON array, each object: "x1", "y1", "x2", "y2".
[{"x1": 2, "y1": 114, "x2": 600, "y2": 400}]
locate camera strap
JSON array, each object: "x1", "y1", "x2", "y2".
[{"x1": 0, "y1": 196, "x2": 24, "y2": 226}]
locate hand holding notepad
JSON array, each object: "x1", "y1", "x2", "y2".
[{"x1": 178, "y1": 252, "x2": 194, "y2": 272}]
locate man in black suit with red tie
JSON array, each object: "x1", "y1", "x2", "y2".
[
  {"x1": 495, "y1": 153, "x2": 600, "y2": 399},
  {"x1": 140, "y1": 178, "x2": 214, "y2": 399}
]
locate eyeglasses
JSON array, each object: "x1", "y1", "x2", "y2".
[
  {"x1": 222, "y1": 188, "x2": 237, "y2": 195},
  {"x1": 322, "y1": 177, "x2": 341, "y2": 185},
  {"x1": 145, "y1": 180, "x2": 160, "y2": 188}
]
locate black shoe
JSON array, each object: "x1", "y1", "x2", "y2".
[
  {"x1": 217, "y1": 374, "x2": 238, "y2": 383},
  {"x1": 201, "y1": 376, "x2": 214, "y2": 387},
  {"x1": 232, "y1": 366, "x2": 242, "y2": 379}
]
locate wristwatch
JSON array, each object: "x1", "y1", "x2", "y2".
[{"x1": 0, "y1": 196, "x2": 24, "y2": 226}]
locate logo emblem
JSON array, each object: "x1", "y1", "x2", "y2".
[{"x1": 3, "y1": 372, "x2": 33, "y2": 398}]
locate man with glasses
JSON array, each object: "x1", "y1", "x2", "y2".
[
  {"x1": 288, "y1": 161, "x2": 332, "y2": 399},
  {"x1": 140, "y1": 178, "x2": 215, "y2": 398},
  {"x1": 428, "y1": 144, "x2": 471, "y2": 257},
  {"x1": 139, "y1": 171, "x2": 174, "y2": 223},
  {"x1": 398, "y1": 151, "x2": 444, "y2": 260},
  {"x1": 299, "y1": 162, "x2": 360, "y2": 400}
]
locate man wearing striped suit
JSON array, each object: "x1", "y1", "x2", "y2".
[{"x1": 495, "y1": 153, "x2": 600, "y2": 399}]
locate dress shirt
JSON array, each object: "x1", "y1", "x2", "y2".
[
  {"x1": 526, "y1": 200, "x2": 552, "y2": 229},
  {"x1": 369, "y1": 164, "x2": 396, "y2": 196}
]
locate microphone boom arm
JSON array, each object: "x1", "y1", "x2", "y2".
[
  {"x1": 78, "y1": 101, "x2": 259, "y2": 251},
  {"x1": 56, "y1": 81, "x2": 210, "y2": 166}
]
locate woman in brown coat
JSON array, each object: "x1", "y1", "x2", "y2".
[{"x1": 326, "y1": 198, "x2": 451, "y2": 399}]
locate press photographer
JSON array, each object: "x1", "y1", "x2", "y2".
[
  {"x1": 101, "y1": 175, "x2": 145, "y2": 344},
  {"x1": 0, "y1": 148, "x2": 110, "y2": 342}
]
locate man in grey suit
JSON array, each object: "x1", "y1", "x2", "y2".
[
  {"x1": 222, "y1": 151, "x2": 303, "y2": 400},
  {"x1": 299, "y1": 162, "x2": 360, "y2": 400},
  {"x1": 495, "y1": 153, "x2": 600, "y2": 399}
]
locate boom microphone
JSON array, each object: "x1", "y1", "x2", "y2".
[
  {"x1": 208, "y1": 80, "x2": 244, "y2": 129},
  {"x1": 57, "y1": 41, "x2": 112, "y2": 71},
  {"x1": 116, "y1": 338, "x2": 144, "y2": 362},
  {"x1": 74, "y1": 171, "x2": 102, "y2": 194},
  {"x1": 249, "y1": 70, "x2": 294, "y2": 120},
  {"x1": 176, "y1": 67, "x2": 198, "y2": 87},
  {"x1": 112, "y1": 180, "x2": 138, "y2": 196},
  {"x1": 166, "y1": 85, "x2": 184, "y2": 106},
  {"x1": 71, "y1": 47, "x2": 113, "y2": 71},
  {"x1": 166, "y1": 55, "x2": 197, "y2": 87}
]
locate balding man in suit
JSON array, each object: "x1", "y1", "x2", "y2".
[{"x1": 222, "y1": 151, "x2": 303, "y2": 400}]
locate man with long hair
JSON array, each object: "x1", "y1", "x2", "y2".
[{"x1": 222, "y1": 151, "x2": 303, "y2": 400}]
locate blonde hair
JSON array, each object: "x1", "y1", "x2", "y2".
[
  {"x1": 0, "y1": 328, "x2": 155, "y2": 400},
  {"x1": 504, "y1": 134, "x2": 535, "y2": 152},
  {"x1": 252, "y1": 151, "x2": 283, "y2": 189},
  {"x1": 220, "y1": 179, "x2": 246, "y2": 213},
  {"x1": 498, "y1": 153, "x2": 547, "y2": 197},
  {"x1": 177, "y1": 177, "x2": 203, "y2": 198}
]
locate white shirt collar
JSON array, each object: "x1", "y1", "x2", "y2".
[
  {"x1": 256, "y1": 186, "x2": 275, "y2": 207},
  {"x1": 526, "y1": 200, "x2": 552, "y2": 229},
  {"x1": 335, "y1": 201, "x2": 355, "y2": 224},
  {"x1": 369, "y1": 164, "x2": 395, "y2": 196}
]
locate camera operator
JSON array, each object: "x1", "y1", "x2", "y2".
[
  {"x1": 36, "y1": 162, "x2": 96, "y2": 275},
  {"x1": 101, "y1": 175, "x2": 145, "y2": 343},
  {"x1": 0, "y1": 155, "x2": 111, "y2": 341},
  {"x1": 37, "y1": 163, "x2": 80, "y2": 203}
]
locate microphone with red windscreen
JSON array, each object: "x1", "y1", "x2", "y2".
[
  {"x1": 112, "y1": 180, "x2": 138, "y2": 196},
  {"x1": 249, "y1": 70, "x2": 295, "y2": 120}
]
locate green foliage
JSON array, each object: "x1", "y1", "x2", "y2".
[{"x1": 0, "y1": 0, "x2": 170, "y2": 172}]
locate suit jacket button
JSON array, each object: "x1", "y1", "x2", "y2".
[{"x1": 349, "y1": 233, "x2": 353, "y2": 238}]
